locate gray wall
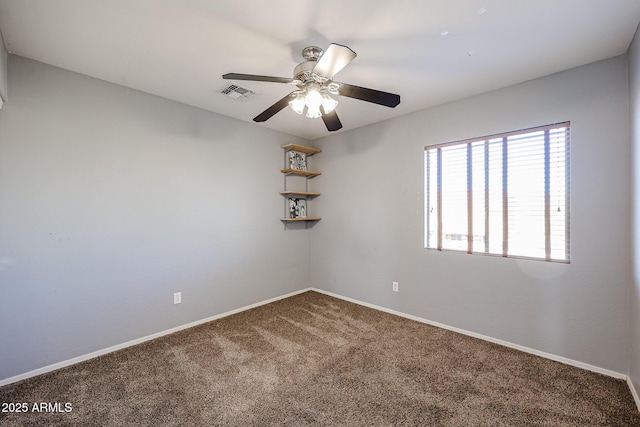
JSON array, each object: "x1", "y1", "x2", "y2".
[
  {"x1": 0, "y1": 30, "x2": 7, "y2": 103},
  {"x1": 629, "y1": 23, "x2": 640, "y2": 402},
  {"x1": 0, "y1": 55, "x2": 311, "y2": 381},
  {"x1": 311, "y1": 55, "x2": 632, "y2": 375}
]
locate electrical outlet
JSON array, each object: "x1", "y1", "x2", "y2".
[
  {"x1": 174, "y1": 292, "x2": 182, "y2": 304},
  {"x1": 392, "y1": 281, "x2": 399, "y2": 292}
]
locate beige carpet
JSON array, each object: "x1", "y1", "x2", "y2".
[{"x1": 1, "y1": 291, "x2": 639, "y2": 426}]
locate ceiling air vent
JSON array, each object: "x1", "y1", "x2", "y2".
[{"x1": 218, "y1": 84, "x2": 258, "y2": 101}]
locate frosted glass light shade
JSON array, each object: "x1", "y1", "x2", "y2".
[
  {"x1": 289, "y1": 92, "x2": 305, "y2": 115},
  {"x1": 304, "y1": 88, "x2": 323, "y2": 108},
  {"x1": 321, "y1": 94, "x2": 338, "y2": 113},
  {"x1": 305, "y1": 105, "x2": 322, "y2": 118}
]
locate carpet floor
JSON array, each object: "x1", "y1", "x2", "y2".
[{"x1": 1, "y1": 291, "x2": 639, "y2": 426}]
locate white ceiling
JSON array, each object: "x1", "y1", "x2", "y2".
[{"x1": 1, "y1": 0, "x2": 639, "y2": 140}]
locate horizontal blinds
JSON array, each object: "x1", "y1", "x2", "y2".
[
  {"x1": 424, "y1": 122, "x2": 570, "y2": 262},
  {"x1": 440, "y1": 144, "x2": 468, "y2": 251}
]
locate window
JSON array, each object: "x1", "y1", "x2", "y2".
[{"x1": 424, "y1": 122, "x2": 570, "y2": 262}]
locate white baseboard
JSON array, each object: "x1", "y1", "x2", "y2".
[
  {"x1": 0, "y1": 288, "x2": 312, "y2": 387},
  {"x1": 630, "y1": 377, "x2": 640, "y2": 412},
  {"x1": 311, "y1": 288, "x2": 628, "y2": 381}
]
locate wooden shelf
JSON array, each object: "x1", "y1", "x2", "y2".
[
  {"x1": 280, "y1": 190, "x2": 321, "y2": 197},
  {"x1": 281, "y1": 144, "x2": 322, "y2": 156},
  {"x1": 281, "y1": 168, "x2": 321, "y2": 178},
  {"x1": 281, "y1": 144, "x2": 321, "y2": 226}
]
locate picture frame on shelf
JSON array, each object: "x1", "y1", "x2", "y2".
[
  {"x1": 288, "y1": 197, "x2": 307, "y2": 218},
  {"x1": 287, "y1": 150, "x2": 307, "y2": 170}
]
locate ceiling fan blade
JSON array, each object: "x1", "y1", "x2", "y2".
[
  {"x1": 253, "y1": 92, "x2": 294, "y2": 122},
  {"x1": 313, "y1": 44, "x2": 357, "y2": 79},
  {"x1": 336, "y1": 83, "x2": 400, "y2": 108},
  {"x1": 223, "y1": 73, "x2": 293, "y2": 84},
  {"x1": 321, "y1": 108, "x2": 343, "y2": 131}
]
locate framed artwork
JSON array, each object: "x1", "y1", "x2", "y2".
[
  {"x1": 287, "y1": 151, "x2": 307, "y2": 170},
  {"x1": 288, "y1": 198, "x2": 307, "y2": 218}
]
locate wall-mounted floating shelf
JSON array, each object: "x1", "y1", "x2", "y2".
[
  {"x1": 281, "y1": 144, "x2": 322, "y2": 227},
  {"x1": 279, "y1": 190, "x2": 321, "y2": 197},
  {"x1": 280, "y1": 217, "x2": 322, "y2": 222},
  {"x1": 281, "y1": 143, "x2": 322, "y2": 155},
  {"x1": 280, "y1": 168, "x2": 322, "y2": 178}
]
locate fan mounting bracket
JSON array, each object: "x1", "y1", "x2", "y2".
[{"x1": 301, "y1": 46, "x2": 324, "y2": 61}]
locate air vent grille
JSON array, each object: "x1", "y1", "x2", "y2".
[{"x1": 218, "y1": 84, "x2": 258, "y2": 101}]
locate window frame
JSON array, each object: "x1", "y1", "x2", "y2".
[{"x1": 424, "y1": 122, "x2": 570, "y2": 263}]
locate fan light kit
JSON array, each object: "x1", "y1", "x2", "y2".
[
  {"x1": 288, "y1": 82, "x2": 338, "y2": 118},
  {"x1": 223, "y1": 43, "x2": 401, "y2": 131}
]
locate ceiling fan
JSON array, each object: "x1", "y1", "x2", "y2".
[{"x1": 222, "y1": 43, "x2": 401, "y2": 132}]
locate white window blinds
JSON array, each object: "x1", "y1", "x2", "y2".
[{"x1": 425, "y1": 122, "x2": 570, "y2": 262}]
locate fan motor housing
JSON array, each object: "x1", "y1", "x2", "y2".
[
  {"x1": 294, "y1": 46, "x2": 326, "y2": 82},
  {"x1": 293, "y1": 61, "x2": 317, "y2": 83}
]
